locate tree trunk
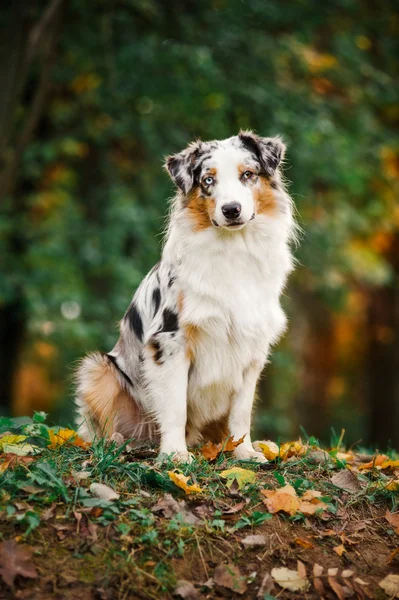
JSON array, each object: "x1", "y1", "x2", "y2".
[
  {"x1": 0, "y1": 0, "x2": 67, "y2": 414},
  {"x1": 368, "y1": 234, "x2": 399, "y2": 449}
]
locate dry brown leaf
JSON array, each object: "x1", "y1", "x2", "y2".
[
  {"x1": 241, "y1": 535, "x2": 266, "y2": 548},
  {"x1": 386, "y1": 510, "x2": 399, "y2": 535},
  {"x1": 333, "y1": 544, "x2": 346, "y2": 556},
  {"x1": 0, "y1": 540, "x2": 37, "y2": 587},
  {"x1": 214, "y1": 563, "x2": 247, "y2": 595},
  {"x1": 168, "y1": 471, "x2": 202, "y2": 495},
  {"x1": 152, "y1": 494, "x2": 200, "y2": 525},
  {"x1": 379, "y1": 574, "x2": 399, "y2": 598},
  {"x1": 174, "y1": 580, "x2": 201, "y2": 599},
  {"x1": 297, "y1": 560, "x2": 307, "y2": 579},
  {"x1": 313, "y1": 563, "x2": 325, "y2": 595},
  {"x1": 0, "y1": 454, "x2": 35, "y2": 473},
  {"x1": 90, "y1": 482, "x2": 120, "y2": 501},
  {"x1": 271, "y1": 566, "x2": 309, "y2": 592},
  {"x1": 331, "y1": 470, "x2": 362, "y2": 493},
  {"x1": 328, "y1": 574, "x2": 347, "y2": 600},
  {"x1": 257, "y1": 573, "x2": 274, "y2": 598}
]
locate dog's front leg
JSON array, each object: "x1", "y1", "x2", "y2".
[
  {"x1": 229, "y1": 361, "x2": 267, "y2": 463},
  {"x1": 144, "y1": 342, "x2": 191, "y2": 463}
]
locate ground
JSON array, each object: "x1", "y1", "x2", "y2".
[{"x1": 0, "y1": 414, "x2": 398, "y2": 600}]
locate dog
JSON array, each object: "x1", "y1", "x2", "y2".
[{"x1": 75, "y1": 130, "x2": 296, "y2": 463}]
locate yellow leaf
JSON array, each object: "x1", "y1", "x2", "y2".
[
  {"x1": 0, "y1": 435, "x2": 39, "y2": 456},
  {"x1": 48, "y1": 428, "x2": 89, "y2": 449},
  {"x1": 220, "y1": 467, "x2": 256, "y2": 490},
  {"x1": 167, "y1": 471, "x2": 202, "y2": 495},
  {"x1": 256, "y1": 440, "x2": 279, "y2": 460},
  {"x1": 279, "y1": 440, "x2": 306, "y2": 459},
  {"x1": 333, "y1": 544, "x2": 346, "y2": 557},
  {"x1": 0, "y1": 435, "x2": 27, "y2": 451}
]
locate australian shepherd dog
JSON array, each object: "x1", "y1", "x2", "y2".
[{"x1": 75, "y1": 130, "x2": 296, "y2": 463}]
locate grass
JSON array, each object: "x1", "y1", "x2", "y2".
[{"x1": 0, "y1": 413, "x2": 398, "y2": 599}]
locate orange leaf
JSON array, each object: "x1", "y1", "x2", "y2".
[
  {"x1": 385, "y1": 510, "x2": 399, "y2": 535},
  {"x1": 200, "y1": 436, "x2": 244, "y2": 461},
  {"x1": 358, "y1": 454, "x2": 390, "y2": 470},
  {"x1": 294, "y1": 537, "x2": 314, "y2": 549},
  {"x1": 262, "y1": 485, "x2": 301, "y2": 516},
  {"x1": 333, "y1": 544, "x2": 346, "y2": 557},
  {"x1": 48, "y1": 428, "x2": 90, "y2": 449}
]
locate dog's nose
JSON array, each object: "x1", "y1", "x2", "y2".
[{"x1": 221, "y1": 202, "x2": 241, "y2": 220}]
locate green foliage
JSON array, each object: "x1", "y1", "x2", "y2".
[{"x1": 0, "y1": 1, "x2": 397, "y2": 437}]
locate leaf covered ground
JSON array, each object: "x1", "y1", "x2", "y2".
[{"x1": 0, "y1": 414, "x2": 398, "y2": 600}]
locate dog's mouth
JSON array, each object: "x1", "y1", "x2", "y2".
[{"x1": 212, "y1": 213, "x2": 255, "y2": 229}]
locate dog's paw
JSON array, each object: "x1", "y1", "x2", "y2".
[
  {"x1": 157, "y1": 450, "x2": 194, "y2": 464},
  {"x1": 234, "y1": 448, "x2": 268, "y2": 463}
]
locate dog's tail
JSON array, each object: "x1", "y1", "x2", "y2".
[{"x1": 75, "y1": 352, "x2": 151, "y2": 442}]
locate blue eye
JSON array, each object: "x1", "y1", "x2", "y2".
[{"x1": 204, "y1": 176, "x2": 214, "y2": 186}]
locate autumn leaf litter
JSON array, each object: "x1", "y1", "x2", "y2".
[{"x1": 0, "y1": 413, "x2": 398, "y2": 599}]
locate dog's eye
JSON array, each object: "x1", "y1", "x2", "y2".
[
  {"x1": 242, "y1": 171, "x2": 254, "y2": 180},
  {"x1": 203, "y1": 176, "x2": 214, "y2": 186}
]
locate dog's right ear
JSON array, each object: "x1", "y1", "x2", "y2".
[{"x1": 164, "y1": 140, "x2": 203, "y2": 195}]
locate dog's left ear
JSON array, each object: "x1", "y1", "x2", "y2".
[
  {"x1": 239, "y1": 130, "x2": 286, "y2": 176},
  {"x1": 164, "y1": 140, "x2": 203, "y2": 195}
]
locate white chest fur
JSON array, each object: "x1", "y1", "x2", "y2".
[{"x1": 165, "y1": 215, "x2": 294, "y2": 427}]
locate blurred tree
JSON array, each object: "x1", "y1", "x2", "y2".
[{"x1": 0, "y1": 0, "x2": 397, "y2": 444}]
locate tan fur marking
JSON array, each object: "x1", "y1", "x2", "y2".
[
  {"x1": 78, "y1": 354, "x2": 142, "y2": 439},
  {"x1": 177, "y1": 290, "x2": 185, "y2": 315},
  {"x1": 184, "y1": 323, "x2": 200, "y2": 363},
  {"x1": 254, "y1": 177, "x2": 277, "y2": 216},
  {"x1": 200, "y1": 414, "x2": 229, "y2": 444},
  {"x1": 186, "y1": 187, "x2": 215, "y2": 231},
  {"x1": 147, "y1": 340, "x2": 162, "y2": 365}
]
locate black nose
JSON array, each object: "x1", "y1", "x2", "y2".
[{"x1": 221, "y1": 202, "x2": 241, "y2": 220}]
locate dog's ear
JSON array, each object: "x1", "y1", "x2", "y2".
[
  {"x1": 239, "y1": 130, "x2": 286, "y2": 176},
  {"x1": 164, "y1": 140, "x2": 203, "y2": 195}
]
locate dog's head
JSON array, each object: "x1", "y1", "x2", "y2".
[{"x1": 165, "y1": 131, "x2": 286, "y2": 231}]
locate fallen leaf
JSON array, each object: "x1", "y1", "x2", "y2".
[
  {"x1": 167, "y1": 471, "x2": 202, "y2": 495},
  {"x1": 255, "y1": 439, "x2": 306, "y2": 461},
  {"x1": 388, "y1": 549, "x2": 399, "y2": 564},
  {"x1": 294, "y1": 537, "x2": 314, "y2": 549},
  {"x1": 0, "y1": 540, "x2": 37, "y2": 587},
  {"x1": 333, "y1": 544, "x2": 346, "y2": 556},
  {"x1": 271, "y1": 566, "x2": 309, "y2": 592},
  {"x1": 42, "y1": 503, "x2": 57, "y2": 521},
  {"x1": 90, "y1": 483, "x2": 120, "y2": 501},
  {"x1": 71, "y1": 469, "x2": 91, "y2": 481},
  {"x1": 241, "y1": 534, "x2": 266, "y2": 548},
  {"x1": 328, "y1": 573, "x2": 347, "y2": 600},
  {"x1": 257, "y1": 573, "x2": 274, "y2": 598},
  {"x1": 379, "y1": 574, "x2": 399, "y2": 598},
  {"x1": 214, "y1": 563, "x2": 247, "y2": 595},
  {"x1": 358, "y1": 453, "x2": 396, "y2": 470},
  {"x1": 48, "y1": 428, "x2": 90, "y2": 449},
  {"x1": 219, "y1": 500, "x2": 247, "y2": 515},
  {"x1": 255, "y1": 440, "x2": 279, "y2": 460},
  {"x1": 297, "y1": 560, "x2": 307, "y2": 579},
  {"x1": 220, "y1": 467, "x2": 256, "y2": 490},
  {"x1": 262, "y1": 485, "x2": 327, "y2": 517},
  {"x1": 174, "y1": 580, "x2": 200, "y2": 599},
  {"x1": 313, "y1": 563, "x2": 325, "y2": 595},
  {"x1": 0, "y1": 435, "x2": 39, "y2": 456},
  {"x1": 152, "y1": 494, "x2": 200, "y2": 525},
  {"x1": 335, "y1": 451, "x2": 355, "y2": 462},
  {"x1": 331, "y1": 470, "x2": 362, "y2": 493},
  {"x1": 200, "y1": 441, "x2": 221, "y2": 461},
  {"x1": 342, "y1": 570, "x2": 354, "y2": 578},
  {"x1": 0, "y1": 455, "x2": 35, "y2": 473},
  {"x1": 201, "y1": 436, "x2": 244, "y2": 460},
  {"x1": 385, "y1": 510, "x2": 399, "y2": 535},
  {"x1": 262, "y1": 485, "x2": 300, "y2": 515}
]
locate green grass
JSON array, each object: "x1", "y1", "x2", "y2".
[{"x1": 0, "y1": 413, "x2": 398, "y2": 599}]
